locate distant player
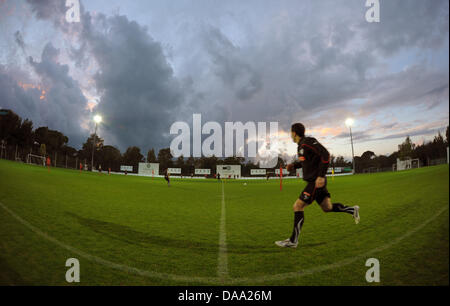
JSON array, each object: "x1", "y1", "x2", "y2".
[
  {"x1": 266, "y1": 172, "x2": 270, "y2": 181},
  {"x1": 79, "y1": 162, "x2": 83, "y2": 173},
  {"x1": 46, "y1": 156, "x2": 51, "y2": 171},
  {"x1": 165, "y1": 169, "x2": 170, "y2": 187},
  {"x1": 275, "y1": 123, "x2": 360, "y2": 248},
  {"x1": 98, "y1": 164, "x2": 102, "y2": 174},
  {"x1": 217, "y1": 173, "x2": 221, "y2": 181}
]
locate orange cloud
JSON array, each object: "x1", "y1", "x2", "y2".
[{"x1": 18, "y1": 82, "x2": 47, "y2": 100}]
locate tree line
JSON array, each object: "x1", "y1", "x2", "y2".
[
  {"x1": 352, "y1": 130, "x2": 449, "y2": 173},
  {"x1": 1, "y1": 109, "x2": 448, "y2": 175}
]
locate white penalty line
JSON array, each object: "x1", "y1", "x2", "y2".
[
  {"x1": 217, "y1": 181, "x2": 229, "y2": 280},
  {"x1": 0, "y1": 201, "x2": 448, "y2": 284}
]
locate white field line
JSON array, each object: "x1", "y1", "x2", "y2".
[
  {"x1": 0, "y1": 201, "x2": 447, "y2": 284},
  {"x1": 217, "y1": 181, "x2": 229, "y2": 280}
]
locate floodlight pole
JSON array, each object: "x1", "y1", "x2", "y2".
[
  {"x1": 349, "y1": 126, "x2": 355, "y2": 174},
  {"x1": 91, "y1": 122, "x2": 98, "y2": 171}
]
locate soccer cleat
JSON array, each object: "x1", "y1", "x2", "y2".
[
  {"x1": 353, "y1": 205, "x2": 360, "y2": 224},
  {"x1": 275, "y1": 239, "x2": 298, "y2": 248}
]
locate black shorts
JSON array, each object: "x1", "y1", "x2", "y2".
[{"x1": 299, "y1": 178, "x2": 331, "y2": 205}]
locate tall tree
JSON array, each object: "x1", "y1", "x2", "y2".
[
  {"x1": 0, "y1": 110, "x2": 23, "y2": 147},
  {"x1": 34, "y1": 127, "x2": 69, "y2": 155},
  {"x1": 445, "y1": 126, "x2": 449, "y2": 146},
  {"x1": 101, "y1": 145, "x2": 122, "y2": 171},
  {"x1": 147, "y1": 148, "x2": 157, "y2": 163},
  {"x1": 175, "y1": 155, "x2": 185, "y2": 168},
  {"x1": 16, "y1": 119, "x2": 33, "y2": 148},
  {"x1": 34, "y1": 127, "x2": 49, "y2": 146},
  {"x1": 157, "y1": 148, "x2": 173, "y2": 170},
  {"x1": 398, "y1": 136, "x2": 415, "y2": 161},
  {"x1": 185, "y1": 156, "x2": 195, "y2": 175},
  {"x1": 122, "y1": 146, "x2": 144, "y2": 172},
  {"x1": 80, "y1": 133, "x2": 104, "y2": 163},
  {"x1": 334, "y1": 156, "x2": 348, "y2": 167}
]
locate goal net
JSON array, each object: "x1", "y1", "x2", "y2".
[{"x1": 27, "y1": 154, "x2": 45, "y2": 166}]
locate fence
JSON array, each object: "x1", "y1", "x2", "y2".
[
  {"x1": 361, "y1": 167, "x2": 393, "y2": 174},
  {"x1": 0, "y1": 144, "x2": 86, "y2": 170},
  {"x1": 428, "y1": 158, "x2": 447, "y2": 166}
]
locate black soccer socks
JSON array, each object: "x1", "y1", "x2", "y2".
[
  {"x1": 290, "y1": 211, "x2": 304, "y2": 243},
  {"x1": 332, "y1": 203, "x2": 354, "y2": 214}
]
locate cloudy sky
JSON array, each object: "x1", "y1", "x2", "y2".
[{"x1": 0, "y1": 0, "x2": 448, "y2": 160}]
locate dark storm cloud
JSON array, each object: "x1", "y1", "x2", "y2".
[
  {"x1": 203, "y1": 26, "x2": 263, "y2": 101},
  {"x1": 26, "y1": 0, "x2": 66, "y2": 22},
  {"x1": 14, "y1": 31, "x2": 26, "y2": 53},
  {"x1": 25, "y1": 0, "x2": 82, "y2": 34},
  {"x1": 29, "y1": 43, "x2": 88, "y2": 146},
  {"x1": 0, "y1": 43, "x2": 88, "y2": 147},
  {"x1": 80, "y1": 13, "x2": 186, "y2": 152},
  {"x1": 30, "y1": 43, "x2": 73, "y2": 89},
  {"x1": 185, "y1": 0, "x2": 449, "y2": 131},
  {"x1": 359, "y1": 65, "x2": 449, "y2": 115},
  {"x1": 334, "y1": 125, "x2": 446, "y2": 144},
  {"x1": 22, "y1": 1, "x2": 189, "y2": 153},
  {"x1": 371, "y1": 127, "x2": 446, "y2": 142},
  {"x1": 363, "y1": 0, "x2": 449, "y2": 55},
  {"x1": 0, "y1": 65, "x2": 39, "y2": 120},
  {"x1": 334, "y1": 130, "x2": 372, "y2": 142}
]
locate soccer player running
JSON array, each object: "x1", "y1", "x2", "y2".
[
  {"x1": 275, "y1": 123, "x2": 360, "y2": 248},
  {"x1": 164, "y1": 169, "x2": 170, "y2": 187}
]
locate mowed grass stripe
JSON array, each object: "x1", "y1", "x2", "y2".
[{"x1": 217, "y1": 181, "x2": 229, "y2": 280}]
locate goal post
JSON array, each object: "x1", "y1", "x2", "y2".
[
  {"x1": 395, "y1": 158, "x2": 420, "y2": 171},
  {"x1": 411, "y1": 158, "x2": 420, "y2": 169},
  {"x1": 27, "y1": 154, "x2": 45, "y2": 166}
]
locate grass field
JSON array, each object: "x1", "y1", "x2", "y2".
[{"x1": 0, "y1": 159, "x2": 448, "y2": 286}]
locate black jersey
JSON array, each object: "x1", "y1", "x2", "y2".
[{"x1": 293, "y1": 136, "x2": 330, "y2": 182}]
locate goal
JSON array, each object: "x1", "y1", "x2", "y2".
[
  {"x1": 394, "y1": 158, "x2": 420, "y2": 171},
  {"x1": 411, "y1": 158, "x2": 420, "y2": 169},
  {"x1": 27, "y1": 154, "x2": 45, "y2": 166}
]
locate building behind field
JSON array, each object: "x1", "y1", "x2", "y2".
[
  {"x1": 138, "y1": 163, "x2": 159, "y2": 176},
  {"x1": 394, "y1": 158, "x2": 420, "y2": 171},
  {"x1": 217, "y1": 165, "x2": 241, "y2": 178}
]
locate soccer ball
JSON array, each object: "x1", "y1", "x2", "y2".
[{"x1": 243, "y1": 183, "x2": 247, "y2": 186}]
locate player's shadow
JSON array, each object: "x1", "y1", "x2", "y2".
[
  {"x1": 66, "y1": 212, "x2": 327, "y2": 255},
  {"x1": 227, "y1": 242, "x2": 327, "y2": 254},
  {"x1": 66, "y1": 212, "x2": 217, "y2": 254}
]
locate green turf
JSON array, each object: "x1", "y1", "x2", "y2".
[{"x1": 0, "y1": 159, "x2": 448, "y2": 285}]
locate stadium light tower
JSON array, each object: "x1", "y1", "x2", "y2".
[
  {"x1": 91, "y1": 115, "x2": 102, "y2": 171},
  {"x1": 345, "y1": 118, "x2": 356, "y2": 174}
]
